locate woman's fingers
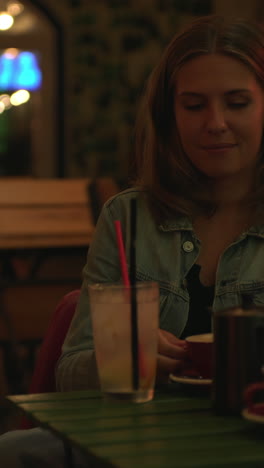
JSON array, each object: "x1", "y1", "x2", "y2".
[
  {"x1": 158, "y1": 340, "x2": 187, "y2": 359},
  {"x1": 157, "y1": 354, "x2": 183, "y2": 374},
  {"x1": 158, "y1": 329, "x2": 187, "y2": 360},
  {"x1": 160, "y1": 329, "x2": 182, "y2": 344},
  {"x1": 156, "y1": 329, "x2": 188, "y2": 383}
]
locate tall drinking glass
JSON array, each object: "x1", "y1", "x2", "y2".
[{"x1": 88, "y1": 282, "x2": 159, "y2": 403}]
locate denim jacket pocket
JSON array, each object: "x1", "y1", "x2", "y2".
[
  {"x1": 239, "y1": 281, "x2": 264, "y2": 307},
  {"x1": 216, "y1": 280, "x2": 264, "y2": 311},
  {"x1": 136, "y1": 270, "x2": 189, "y2": 337},
  {"x1": 159, "y1": 285, "x2": 189, "y2": 337}
]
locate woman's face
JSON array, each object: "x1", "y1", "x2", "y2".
[{"x1": 174, "y1": 53, "x2": 264, "y2": 180}]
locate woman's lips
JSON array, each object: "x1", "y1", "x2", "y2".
[
  {"x1": 202, "y1": 143, "x2": 237, "y2": 149},
  {"x1": 201, "y1": 143, "x2": 237, "y2": 153}
]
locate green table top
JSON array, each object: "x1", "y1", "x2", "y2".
[{"x1": 7, "y1": 387, "x2": 264, "y2": 468}]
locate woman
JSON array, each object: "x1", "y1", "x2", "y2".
[
  {"x1": 56, "y1": 14, "x2": 264, "y2": 389},
  {"x1": 1, "y1": 13, "x2": 264, "y2": 468}
]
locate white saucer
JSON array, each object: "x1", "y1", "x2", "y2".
[
  {"x1": 169, "y1": 373, "x2": 212, "y2": 386},
  {"x1": 242, "y1": 405, "x2": 264, "y2": 424}
]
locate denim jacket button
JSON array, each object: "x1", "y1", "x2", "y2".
[{"x1": 182, "y1": 241, "x2": 194, "y2": 252}]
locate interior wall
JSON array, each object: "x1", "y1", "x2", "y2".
[
  {"x1": 213, "y1": 0, "x2": 258, "y2": 18},
  {"x1": 16, "y1": 0, "x2": 262, "y2": 179},
  {"x1": 40, "y1": 0, "x2": 214, "y2": 180}
]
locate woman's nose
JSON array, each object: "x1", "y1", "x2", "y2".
[{"x1": 205, "y1": 105, "x2": 227, "y2": 134}]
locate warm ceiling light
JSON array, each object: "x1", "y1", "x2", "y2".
[
  {"x1": 7, "y1": 1, "x2": 24, "y2": 16},
  {"x1": 0, "y1": 12, "x2": 14, "y2": 30}
]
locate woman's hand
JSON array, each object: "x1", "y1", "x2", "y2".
[{"x1": 156, "y1": 329, "x2": 187, "y2": 384}]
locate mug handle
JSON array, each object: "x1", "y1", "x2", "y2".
[{"x1": 243, "y1": 382, "x2": 264, "y2": 410}]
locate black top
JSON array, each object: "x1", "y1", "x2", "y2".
[{"x1": 181, "y1": 264, "x2": 214, "y2": 339}]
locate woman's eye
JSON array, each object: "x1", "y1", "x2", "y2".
[
  {"x1": 182, "y1": 101, "x2": 250, "y2": 111},
  {"x1": 184, "y1": 103, "x2": 204, "y2": 110},
  {"x1": 228, "y1": 101, "x2": 249, "y2": 108}
]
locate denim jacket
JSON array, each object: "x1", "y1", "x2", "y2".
[{"x1": 56, "y1": 188, "x2": 264, "y2": 390}]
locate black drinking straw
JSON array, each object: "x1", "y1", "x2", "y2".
[{"x1": 130, "y1": 198, "x2": 139, "y2": 390}]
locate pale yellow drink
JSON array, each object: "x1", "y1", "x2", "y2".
[{"x1": 88, "y1": 282, "x2": 159, "y2": 403}]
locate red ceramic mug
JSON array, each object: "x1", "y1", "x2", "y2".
[
  {"x1": 243, "y1": 382, "x2": 264, "y2": 416},
  {"x1": 184, "y1": 333, "x2": 213, "y2": 379}
]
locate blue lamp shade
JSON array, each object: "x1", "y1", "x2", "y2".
[{"x1": 0, "y1": 51, "x2": 42, "y2": 91}]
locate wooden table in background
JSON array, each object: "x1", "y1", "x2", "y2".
[
  {"x1": 0, "y1": 177, "x2": 121, "y2": 393},
  {"x1": 7, "y1": 388, "x2": 264, "y2": 468}
]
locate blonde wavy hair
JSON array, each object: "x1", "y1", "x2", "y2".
[{"x1": 134, "y1": 15, "x2": 264, "y2": 221}]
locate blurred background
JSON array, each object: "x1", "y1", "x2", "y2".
[
  {"x1": 0, "y1": 0, "x2": 263, "y2": 430},
  {"x1": 0, "y1": 0, "x2": 261, "y2": 181}
]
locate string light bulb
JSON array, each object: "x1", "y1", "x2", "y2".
[{"x1": 0, "y1": 12, "x2": 14, "y2": 30}]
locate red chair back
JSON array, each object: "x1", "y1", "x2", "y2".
[{"x1": 20, "y1": 289, "x2": 80, "y2": 429}]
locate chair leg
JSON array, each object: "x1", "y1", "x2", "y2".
[
  {"x1": 0, "y1": 289, "x2": 27, "y2": 394},
  {"x1": 1, "y1": 342, "x2": 26, "y2": 394},
  {"x1": 63, "y1": 441, "x2": 75, "y2": 468}
]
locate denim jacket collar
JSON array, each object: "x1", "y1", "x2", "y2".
[
  {"x1": 158, "y1": 216, "x2": 193, "y2": 232},
  {"x1": 159, "y1": 216, "x2": 264, "y2": 238},
  {"x1": 247, "y1": 225, "x2": 264, "y2": 238}
]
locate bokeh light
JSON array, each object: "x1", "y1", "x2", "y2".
[
  {"x1": 0, "y1": 94, "x2": 12, "y2": 109},
  {"x1": 4, "y1": 48, "x2": 19, "y2": 59},
  {"x1": 10, "y1": 89, "x2": 30, "y2": 106},
  {"x1": 7, "y1": 1, "x2": 24, "y2": 16},
  {"x1": 0, "y1": 13, "x2": 14, "y2": 31}
]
